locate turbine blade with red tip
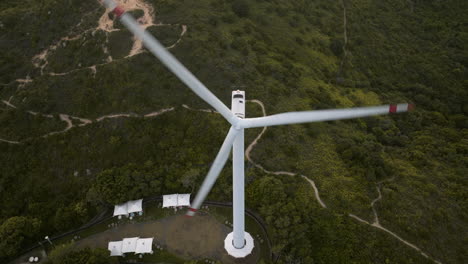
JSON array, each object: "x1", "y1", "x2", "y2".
[
  {"x1": 101, "y1": 0, "x2": 238, "y2": 125},
  {"x1": 186, "y1": 126, "x2": 240, "y2": 217},
  {"x1": 240, "y1": 104, "x2": 415, "y2": 129}
]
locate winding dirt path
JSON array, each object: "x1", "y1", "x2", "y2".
[
  {"x1": 144, "y1": 107, "x2": 175, "y2": 117},
  {"x1": 2, "y1": 99, "x2": 17, "y2": 109},
  {"x1": 110, "y1": 0, "x2": 157, "y2": 57},
  {"x1": 95, "y1": 113, "x2": 135, "y2": 122},
  {"x1": 370, "y1": 176, "x2": 395, "y2": 225},
  {"x1": 370, "y1": 186, "x2": 382, "y2": 225},
  {"x1": 338, "y1": 0, "x2": 348, "y2": 77},
  {"x1": 348, "y1": 211, "x2": 441, "y2": 264},
  {"x1": 167, "y1": 25, "x2": 188, "y2": 50},
  {"x1": 0, "y1": 138, "x2": 21, "y2": 144},
  {"x1": 43, "y1": 114, "x2": 73, "y2": 137},
  {"x1": 0, "y1": 100, "x2": 175, "y2": 142},
  {"x1": 1, "y1": 98, "x2": 444, "y2": 263},
  {"x1": 245, "y1": 100, "x2": 327, "y2": 208},
  {"x1": 11, "y1": 0, "x2": 188, "y2": 90},
  {"x1": 15, "y1": 76, "x2": 33, "y2": 89},
  {"x1": 32, "y1": 34, "x2": 83, "y2": 75},
  {"x1": 301, "y1": 176, "x2": 327, "y2": 208},
  {"x1": 0, "y1": 101, "x2": 217, "y2": 144},
  {"x1": 182, "y1": 104, "x2": 218, "y2": 114},
  {"x1": 244, "y1": 100, "x2": 442, "y2": 264},
  {"x1": 0, "y1": 1, "x2": 442, "y2": 261}
]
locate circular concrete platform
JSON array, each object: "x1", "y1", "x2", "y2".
[{"x1": 224, "y1": 232, "x2": 254, "y2": 258}]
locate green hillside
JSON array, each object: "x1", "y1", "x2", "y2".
[{"x1": 0, "y1": 0, "x2": 466, "y2": 263}]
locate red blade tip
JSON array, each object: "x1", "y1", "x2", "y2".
[{"x1": 112, "y1": 6, "x2": 125, "y2": 18}]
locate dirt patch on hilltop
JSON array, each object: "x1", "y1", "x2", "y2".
[{"x1": 74, "y1": 213, "x2": 260, "y2": 263}]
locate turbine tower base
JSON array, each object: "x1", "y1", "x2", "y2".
[{"x1": 224, "y1": 232, "x2": 254, "y2": 258}]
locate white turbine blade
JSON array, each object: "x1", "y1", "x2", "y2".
[
  {"x1": 240, "y1": 103, "x2": 414, "y2": 128},
  {"x1": 186, "y1": 127, "x2": 240, "y2": 217},
  {"x1": 101, "y1": 0, "x2": 237, "y2": 125}
]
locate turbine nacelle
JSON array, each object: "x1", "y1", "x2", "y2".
[{"x1": 232, "y1": 90, "x2": 245, "y2": 119}]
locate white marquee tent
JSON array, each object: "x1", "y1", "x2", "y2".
[
  {"x1": 108, "y1": 238, "x2": 154, "y2": 256},
  {"x1": 113, "y1": 203, "x2": 128, "y2": 217},
  {"x1": 122, "y1": 237, "x2": 139, "y2": 253},
  {"x1": 127, "y1": 199, "x2": 143, "y2": 214},
  {"x1": 162, "y1": 194, "x2": 191, "y2": 208},
  {"x1": 108, "y1": 241, "x2": 124, "y2": 256},
  {"x1": 135, "y1": 237, "x2": 154, "y2": 254},
  {"x1": 177, "y1": 194, "x2": 191, "y2": 207},
  {"x1": 113, "y1": 199, "x2": 144, "y2": 217},
  {"x1": 163, "y1": 194, "x2": 178, "y2": 208}
]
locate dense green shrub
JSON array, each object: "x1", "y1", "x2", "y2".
[{"x1": 0, "y1": 217, "x2": 41, "y2": 260}]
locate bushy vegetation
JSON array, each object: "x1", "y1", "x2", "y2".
[
  {"x1": 0, "y1": 0, "x2": 102, "y2": 83},
  {"x1": 0, "y1": 107, "x2": 65, "y2": 140},
  {"x1": 46, "y1": 30, "x2": 109, "y2": 73},
  {"x1": 0, "y1": 0, "x2": 466, "y2": 263},
  {"x1": 246, "y1": 171, "x2": 434, "y2": 263},
  {"x1": 147, "y1": 24, "x2": 183, "y2": 47},
  {"x1": 0, "y1": 216, "x2": 41, "y2": 259}
]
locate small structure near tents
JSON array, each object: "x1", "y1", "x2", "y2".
[
  {"x1": 113, "y1": 199, "x2": 143, "y2": 217},
  {"x1": 113, "y1": 203, "x2": 128, "y2": 217},
  {"x1": 108, "y1": 237, "x2": 154, "y2": 256},
  {"x1": 122, "y1": 237, "x2": 139, "y2": 253},
  {"x1": 127, "y1": 199, "x2": 143, "y2": 214},
  {"x1": 162, "y1": 194, "x2": 191, "y2": 208},
  {"x1": 108, "y1": 241, "x2": 124, "y2": 256},
  {"x1": 135, "y1": 238, "x2": 154, "y2": 254}
]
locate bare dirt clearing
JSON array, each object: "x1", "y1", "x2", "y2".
[{"x1": 74, "y1": 213, "x2": 259, "y2": 264}]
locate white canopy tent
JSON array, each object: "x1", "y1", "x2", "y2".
[
  {"x1": 127, "y1": 199, "x2": 143, "y2": 214},
  {"x1": 122, "y1": 237, "x2": 139, "y2": 253},
  {"x1": 163, "y1": 194, "x2": 178, "y2": 208},
  {"x1": 113, "y1": 203, "x2": 127, "y2": 217},
  {"x1": 177, "y1": 194, "x2": 191, "y2": 207},
  {"x1": 135, "y1": 237, "x2": 154, "y2": 254},
  {"x1": 108, "y1": 241, "x2": 124, "y2": 256},
  {"x1": 163, "y1": 194, "x2": 191, "y2": 208},
  {"x1": 113, "y1": 199, "x2": 144, "y2": 217}
]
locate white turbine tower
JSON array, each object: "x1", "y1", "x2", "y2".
[{"x1": 101, "y1": 0, "x2": 414, "y2": 258}]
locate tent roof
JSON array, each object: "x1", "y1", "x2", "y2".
[
  {"x1": 108, "y1": 241, "x2": 123, "y2": 256},
  {"x1": 135, "y1": 237, "x2": 153, "y2": 254},
  {"x1": 177, "y1": 194, "x2": 191, "y2": 207},
  {"x1": 163, "y1": 194, "x2": 191, "y2": 207},
  {"x1": 113, "y1": 203, "x2": 127, "y2": 216},
  {"x1": 163, "y1": 194, "x2": 178, "y2": 208},
  {"x1": 113, "y1": 199, "x2": 144, "y2": 216},
  {"x1": 127, "y1": 199, "x2": 143, "y2": 213},
  {"x1": 122, "y1": 237, "x2": 139, "y2": 253}
]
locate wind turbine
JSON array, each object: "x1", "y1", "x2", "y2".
[{"x1": 101, "y1": 0, "x2": 414, "y2": 258}]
